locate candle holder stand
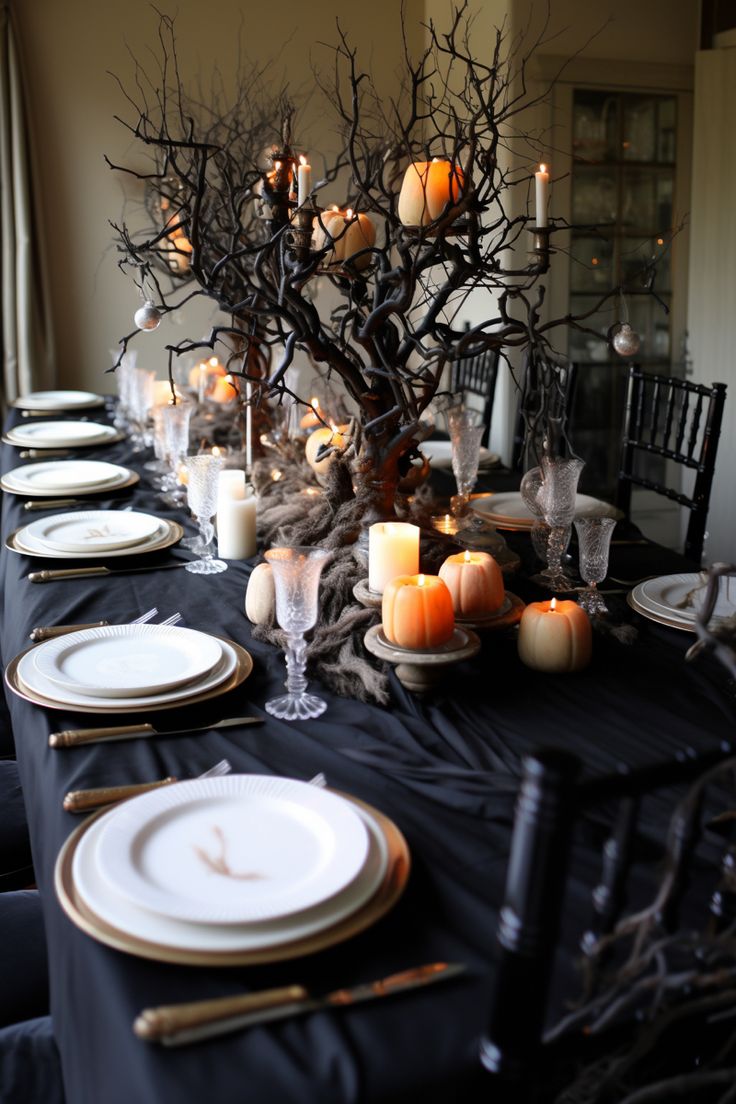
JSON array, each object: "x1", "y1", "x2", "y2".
[
  {"x1": 287, "y1": 203, "x2": 320, "y2": 261},
  {"x1": 363, "y1": 624, "x2": 480, "y2": 694},
  {"x1": 530, "y1": 225, "x2": 552, "y2": 274},
  {"x1": 353, "y1": 579, "x2": 383, "y2": 609},
  {"x1": 454, "y1": 591, "x2": 525, "y2": 631}
]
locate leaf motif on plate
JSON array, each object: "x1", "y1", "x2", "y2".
[{"x1": 193, "y1": 826, "x2": 266, "y2": 882}]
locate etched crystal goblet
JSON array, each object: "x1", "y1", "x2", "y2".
[
  {"x1": 184, "y1": 454, "x2": 227, "y2": 575},
  {"x1": 538, "y1": 456, "x2": 585, "y2": 591},
  {"x1": 447, "y1": 407, "x2": 485, "y2": 522},
  {"x1": 159, "y1": 401, "x2": 193, "y2": 509},
  {"x1": 265, "y1": 546, "x2": 332, "y2": 721},
  {"x1": 574, "y1": 516, "x2": 617, "y2": 616}
]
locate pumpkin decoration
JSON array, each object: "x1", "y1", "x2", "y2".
[
  {"x1": 305, "y1": 424, "x2": 350, "y2": 480},
  {"x1": 244, "y1": 562, "x2": 275, "y2": 625},
  {"x1": 439, "y1": 550, "x2": 505, "y2": 617},
  {"x1": 313, "y1": 207, "x2": 376, "y2": 271},
  {"x1": 382, "y1": 573, "x2": 455, "y2": 650},
  {"x1": 517, "y1": 598, "x2": 592, "y2": 673},
  {"x1": 398, "y1": 159, "x2": 465, "y2": 227}
]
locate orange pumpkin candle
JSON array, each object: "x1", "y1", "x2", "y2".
[
  {"x1": 439, "y1": 550, "x2": 505, "y2": 617},
  {"x1": 398, "y1": 158, "x2": 464, "y2": 227},
  {"x1": 382, "y1": 573, "x2": 455, "y2": 650},
  {"x1": 517, "y1": 597, "x2": 592, "y2": 673},
  {"x1": 209, "y1": 373, "x2": 239, "y2": 404}
]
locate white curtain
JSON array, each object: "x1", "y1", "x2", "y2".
[{"x1": 0, "y1": 0, "x2": 54, "y2": 413}]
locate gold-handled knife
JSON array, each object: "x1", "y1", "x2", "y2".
[
  {"x1": 30, "y1": 620, "x2": 110, "y2": 642},
  {"x1": 63, "y1": 776, "x2": 178, "y2": 813},
  {"x1": 23, "y1": 498, "x2": 86, "y2": 511},
  {"x1": 134, "y1": 963, "x2": 467, "y2": 1046},
  {"x1": 28, "y1": 562, "x2": 192, "y2": 583},
  {"x1": 49, "y1": 715, "x2": 264, "y2": 748}
]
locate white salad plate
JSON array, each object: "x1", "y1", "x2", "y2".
[
  {"x1": 95, "y1": 776, "x2": 371, "y2": 925},
  {"x1": 17, "y1": 636, "x2": 237, "y2": 710},
  {"x1": 9, "y1": 518, "x2": 178, "y2": 560},
  {"x1": 70, "y1": 793, "x2": 387, "y2": 953},
  {"x1": 12, "y1": 390, "x2": 105, "y2": 411},
  {"x1": 33, "y1": 624, "x2": 224, "y2": 699},
  {"x1": 1, "y1": 460, "x2": 133, "y2": 495},
  {"x1": 4, "y1": 421, "x2": 118, "y2": 448},
  {"x1": 25, "y1": 510, "x2": 163, "y2": 554},
  {"x1": 470, "y1": 491, "x2": 621, "y2": 529},
  {"x1": 419, "y1": 440, "x2": 499, "y2": 469}
]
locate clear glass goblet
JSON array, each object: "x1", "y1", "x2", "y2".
[
  {"x1": 574, "y1": 516, "x2": 617, "y2": 616},
  {"x1": 159, "y1": 401, "x2": 193, "y2": 509},
  {"x1": 538, "y1": 456, "x2": 585, "y2": 592},
  {"x1": 184, "y1": 455, "x2": 228, "y2": 575},
  {"x1": 265, "y1": 546, "x2": 332, "y2": 721},
  {"x1": 448, "y1": 408, "x2": 485, "y2": 522},
  {"x1": 128, "y1": 367, "x2": 155, "y2": 451}
]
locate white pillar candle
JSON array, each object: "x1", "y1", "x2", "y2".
[
  {"x1": 535, "y1": 163, "x2": 549, "y2": 228},
  {"x1": 245, "y1": 380, "x2": 253, "y2": 475},
  {"x1": 368, "y1": 521, "x2": 420, "y2": 594},
  {"x1": 217, "y1": 487, "x2": 257, "y2": 559},
  {"x1": 217, "y1": 469, "x2": 247, "y2": 514}
]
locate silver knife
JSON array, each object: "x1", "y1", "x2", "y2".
[
  {"x1": 28, "y1": 562, "x2": 192, "y2": 583},
  {"x1": 134, "y1": 963, "x2": 467, "y2": 1046},
  {"x1": 49, "y1": 715, "x2": 263, "y2": 748}
]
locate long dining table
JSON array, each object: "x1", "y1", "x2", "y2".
[{"x1": 0, "y1": 403, "x2": 734, "y2": 1104}]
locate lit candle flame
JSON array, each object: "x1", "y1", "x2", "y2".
[
  {"x1": 209, "y1": 356, "x2": 218, "y2": 367},
  {"x1": 463, "y1": 550, "x2": 471, "y2": 563},
  {"x1": 311, "y1": 397, "x2": 320, "y2": 409},
  {"x1": 299, "y1": 154, "x2": 307, "y2": 166},
  {"x1": 271, "y1": 468, "x2": 283, "y2": 482},
  {"x1": 346, "y1": 208, "x2": 353, "y2": 220},
  {"x1": 211, "y1": 446, "x2": 222, "y2": 457},
  {"x1": 550, "y1": 597, "x2": 557, "y2": 611},
  {"x1": 539, "y1": 163, "x2": 547, "y2": 173},
  {"x1": 274, "y1": 161, "x2": 282, "y2": 170},
  {"x1": 418, "y1": 574, "x2": 426, "y2": 587}
]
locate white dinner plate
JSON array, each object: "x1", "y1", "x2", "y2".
[
  {"x1": 95, "y1": 776, "x2": 371, "y2": 925},
  {"x1": 33, "y1": 625, "x2": 223, "y2": 699},
  {"x1": 11, "y1": 518, "x2": 175, "y2": 560},
  {"x1": 4, "y1": 421, "x2": 118, "y2": 448},
  {"x1": 470, "y1": 491, "x2": 621, "y2": 528},
  {"x1": 25, "y1": 510, "x2": 163, "y2": 554},
  {"x1": 17, "y1": 636, "x2": 237, "y2": 709},
  {"x1": 2, "y1": 460, "x2": 132, "y2": 494},
  {"x1": 419, "y1": 440, "x2": 499, "y2": 469},
  {"x1": 626, "y1": 590, "x2": 696, "y2": 633},
  {"x1": 71, "y1": 794, "x2": 388, "y2": 953},
  {"x1": 637, "y1": 573, "x2": 736, "y2": 624},
  {"x1": 12, "y1": 390, "x2": 105, "y2": 411}
]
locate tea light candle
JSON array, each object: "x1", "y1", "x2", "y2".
[
  {"x1": 431, "y1": 513, "x2": 457, "y2": 535},
  {"x1": 217, "y1": 486, "x2": 257, "y2": 559},
  {"x1": 517, "y1": 597, "x2": 591, "y2": 673},
  {"x1": 382, "y1": 573, "x2": 455, "y2": 650},
  {"x1": 439, "y1": 549, "x2": 505, "y2": 617},
  {"x1": 305, "y1": 424, "x2": 350, "y2": 478},
  {"x1": 368, "y1": 521, "x2": 420, "y2": 594}
]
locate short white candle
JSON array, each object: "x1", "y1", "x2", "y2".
[
  {"x1": 535, "y1": 163, "x2": 549, "y2": 228},
  {"x1": 217, "y1": 469, "x2": 247, "y2": 514},
  {"x1": 368, "y1": 521, "x2": 420, "y2": 594},
  {"x1": 297, "y1": 155, "x2": 312, "y2": 207},
  {"x1": 217, "y1": 487, "x2": 257, "y2": 559}
]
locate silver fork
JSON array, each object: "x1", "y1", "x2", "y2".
[
  {"x1": 157, "y1": 612, "x2": 182, "y2": 627},
  {"x1": 63, "y1": 758, "x2": 232, "y2": 814}
]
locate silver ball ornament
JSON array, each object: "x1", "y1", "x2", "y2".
[
  {"x1": 134, "y1": 300, "x2": 162, "y2": 331},
  {"x1": 612, "y1": 323, "x2": 641, "y2": 358}
]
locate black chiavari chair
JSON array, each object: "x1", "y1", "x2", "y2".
[{"x1": 449, "y1": 347, "x2": 500, "y2": 449}]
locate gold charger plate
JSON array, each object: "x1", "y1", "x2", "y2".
[
  {"x1": 0, "y1": 470, "x2": 140, "y2": 498},
  {"x1": 54, "y1": 795, "x2": 410, "y2": 966},
  {"x1": 5, "y1": 635, "x2": 253, "y2": 714},
  {"x1": 6, "y1": 520, "x2": 184, "y2": 560}
]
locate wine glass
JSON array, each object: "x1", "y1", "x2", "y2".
[
  {"x1": 447, "y1": 406, "x2": 485, "y2": 524},
  {"x1": 538, "y1": 456, "x2": 585, "y2": 591},
  {"x1": 159, "y1": 401, "x2": 193, "y2": 508},
  {"x1": 574, "y1": 516, "x2": 617, "y2": 616},
  {"x1": 264, "y1": 546, "x2": 332, "y2": 721},
  {"x1": 184, "y1": 455, "x2": 228, "y2": 575}
]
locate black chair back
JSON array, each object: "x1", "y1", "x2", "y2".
[
  {"x1": 481, "y1": 740, "x2": 736, "y2": 1102},
  {"x1": 615, "y1": 366, "x2": 726, "y2": 563},
  {"x1": 449, "y1": 347, "x2": 500, "y2": 448},
  {"x1": 512, "y1": 359, "x2": 578, "y2": 471}
]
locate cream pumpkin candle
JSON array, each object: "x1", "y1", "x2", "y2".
[
  {"x1": 314, "y1": 207, "x2": 376, "y2": 271},
  {"x1": 382, "y1": 573, "x2": 455, "y2": 650},
  {"x1": 368, "y1": 521, "x2": 420, "y2": 594},
  {"x1": 398, "y1": 158, "x2": 464, "y2": 227},
  {"x1": 517, "y1": 597, "x2": 591, "y2": 673},
  {"x1": 439, "y1": 550, "x2": 505, "y2": 617},
  {"x1": 305, "y1": 423, "x2": 350, "y2": 478}
]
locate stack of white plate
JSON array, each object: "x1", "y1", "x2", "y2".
[
  {"x1": 1, "y1": 459, "x2": 137, "y2": 497},
  {"x1": 419, "y1": 440, "x2": 499, "y2": 469},
  {"x1": 470, "y1": 491, "x2": 622, "y2": 531},
  {"x1": 4, "y1": 421, "x2": 120, "y2": 449},
  {"x1": 12, "y1": 390, "x2": 105, "y2": 412},
  {"x1": 10, "y1": 509, "x2": 178, "y2": 560},
  {"x1": 15, "y1": 623, "x2": 240, "y2": 711},
  {"x1": 628, "y1": 573, "x2": 736, "y2": 633},
  {"x1": 59, "y1": 775, "x2": 404, "y2": 964}
]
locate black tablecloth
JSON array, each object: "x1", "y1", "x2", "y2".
[{"x1": 1, "y1": 411, "x2": 733, "y2": 1104}]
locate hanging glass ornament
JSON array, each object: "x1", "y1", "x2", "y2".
[
  {"x1": 134, "y1": 300, "x2": 162, "y2": 331},
  {"x1": 611, "y1": 323, "x2": 641, "y2": 358}
]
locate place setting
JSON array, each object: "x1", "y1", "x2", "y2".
[
  {"x1": 6, "y1": 508, "x2": 183, "y2": 560},
  {"x1": 627, "y1": 572, "x2": 736, "y2": 633},
  {"x1": 54, "y1": 772, "x2": 410, "y2": 966},
  {"x1": 11, "y1": 389, "x2": 107, "y2": 413},
  {"x1": 3, "y1": 419, "x2": 124, "y2": 450},
  {"x1": 5, "y1": 620, "x2": 253, "y2": 714},
  {"x1": 0, "y1": 458, "x2": 139, "y2": 498}
]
